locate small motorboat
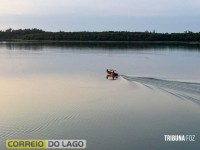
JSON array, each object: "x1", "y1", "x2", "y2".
[{"x1": 106, "y1": 69, "x2": 119, "y2": 80}]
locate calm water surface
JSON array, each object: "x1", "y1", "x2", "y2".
[{"x1": 0, "y1": 42, "x2": 200, "y2": 150}]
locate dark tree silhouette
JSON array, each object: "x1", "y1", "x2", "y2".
[{"x1": 0, "y1": 28, "x2": 200, "y2": 42}]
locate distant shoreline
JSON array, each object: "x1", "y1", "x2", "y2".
[
  {"x1": 1, "y1": 40, "x2": 200, "y2": 45},
  {"x1": 1, "y1": 29, "x2": 200, "y2": 43}
]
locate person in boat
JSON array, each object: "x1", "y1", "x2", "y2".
[{"x1": 106, "y1": 69, "x2": 118, "y2": 79}]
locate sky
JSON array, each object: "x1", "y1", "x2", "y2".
[{"x1": 0, "y1": 0, "x2": 200, "y2": 32}]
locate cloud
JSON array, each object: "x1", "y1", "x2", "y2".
[
  {"x1": 0, "y1": 0, "x2": 199, "y2": 16},
  {"x1": 1, "y1": 14, "x2": 200, "y2": 33},
  {"x1": 0, "y1": 0, "x2": 200, "y2": 32}
]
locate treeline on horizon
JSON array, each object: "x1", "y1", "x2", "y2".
[{"x1": 0, "y1": 28, "x2": 200, "y2": 42}]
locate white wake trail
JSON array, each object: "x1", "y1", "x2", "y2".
[{"x1": 121, "y1": 75, "x2": 200, "y2": 105}]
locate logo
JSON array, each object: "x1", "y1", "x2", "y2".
[
  {"x1": 164, "y1": 135, "x2": 195, "y2": 142},
  {"x1": 6, "y1": 140, "x2": 86, "y2": 149}
]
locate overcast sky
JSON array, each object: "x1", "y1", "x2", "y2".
[{"x1": 0, "y1": 0, "x2": 200, "y2": 32}]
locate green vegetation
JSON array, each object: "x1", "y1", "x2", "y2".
[{"x1": 0, "y1": 28, "x2": 200, "y2": 42}]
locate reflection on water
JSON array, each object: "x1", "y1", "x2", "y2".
[
  {"x1": 0, "y1": 42, "x2": 200, "y2": 150},
  {"x1": 2, "y1": 41, "x2": 200, "y2": 51}
]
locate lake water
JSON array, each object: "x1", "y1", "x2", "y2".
[{"x1": 0, "y1": 42, "x2": 200, "y2": 150}]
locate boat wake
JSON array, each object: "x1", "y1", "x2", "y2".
[{"x1": 121, "y1": 75, "x2": 200, "y2": 105}]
